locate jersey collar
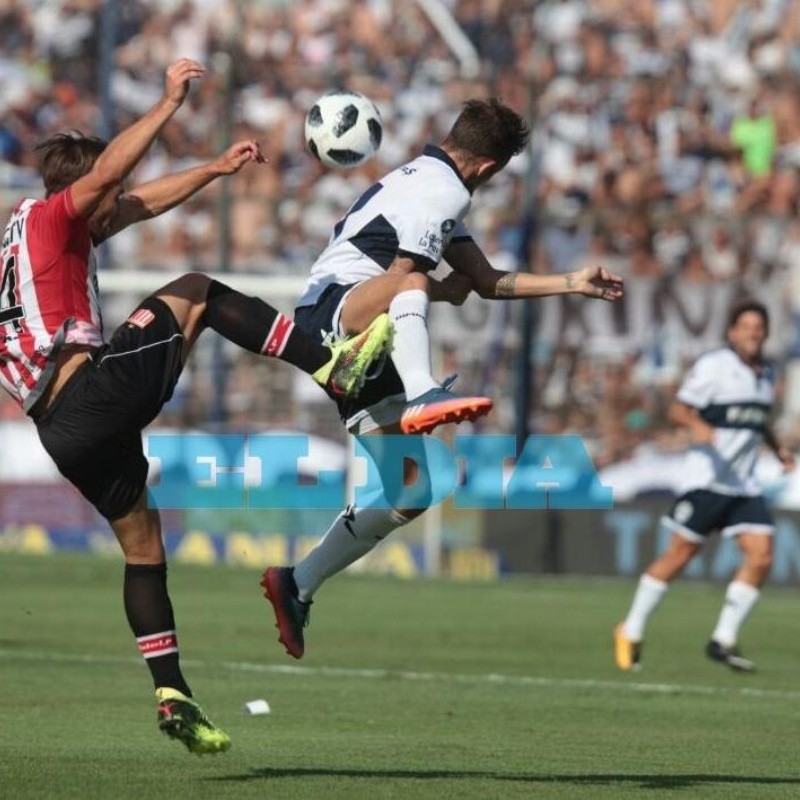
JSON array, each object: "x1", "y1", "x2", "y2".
[
  {"x1": 727, "y1": 344, "x2": 767, "y2": 377},
  {"x1": 422, "y1": 145, "x2": 471, "y2": 194}
]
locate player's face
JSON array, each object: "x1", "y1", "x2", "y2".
[{"x1": 728, "y1": 311, "x2": 768, "y2": 362}]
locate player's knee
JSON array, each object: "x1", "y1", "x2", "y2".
[
  {"x1": 669, "y1": 539, "x2": 700, "y2": 568},
  {"x1": 119, "y1": 531, "x2": 162, "y2": 563},
  {"x1": 399, "y1": 272, "x2": 429, "y2": 294},
  {"x1": 174, "y1": 271, "x2": 213, "y2": 304},
  {"x1": 747, "y1": 547, "x2": 773, "y2": 574},
  {"x1": 113, "y1": 514, "x2": 163, "y2": 563},
  {"x1": 154, "y1": 272, "x2": 213, "y2": 323}
]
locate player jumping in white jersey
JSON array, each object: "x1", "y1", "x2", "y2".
[
  {"x1": 0, "y1": 59, "x2": 392, "y2": 754},
  {"x1": 614, "y1": 301, "x2": 795, "y2": 672},
  {"x1": 262, "y1": 98, "x2": 624, "y2": 659}
]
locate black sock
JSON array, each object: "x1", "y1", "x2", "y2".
[
  {"x1": 204, "y1": 280, "x2": 330, "y2": 375},
  {"x1": 124, "y1": 563, "x2": 192, "y2": 697}
]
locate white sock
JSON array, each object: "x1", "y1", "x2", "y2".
[
  {"x1": 388, "y1": 289, "x2": 438, "y2": 400},
  {"x1": 711, "y1": 580, "x2": 760, "y2": 647},
  {"x1": 293, "y1": 505, "x2": 410, "y2": 601},
  {"x1": 622, "y1": 574, "x2": 669, "y2": 642}
]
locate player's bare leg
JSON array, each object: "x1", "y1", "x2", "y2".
[
  {"x1": 707, "y1": 532, "x2": 772, "y2": 672},
  {"x1": 340, "y1": 271, "x2": 422, "y2": 334},
  {"x1": 615, "y1": 533, "x2": 701, "y2": 670},
  {"x1": 732, "y1": 532, "x2": 773, "y2": 589},
  {"x1": 644, "y1": 534, "x2": 702, "y2": 583},
  {"x1": 111, "y1": 491, "x2": 231, "y2": 754},
  {"x1": 342, "y1": 272, "x2": 492, "y2": 434}
]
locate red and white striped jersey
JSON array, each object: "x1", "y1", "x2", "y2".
[{"x1": 0, "y1": 188, "x2": 103, "y2": 412}]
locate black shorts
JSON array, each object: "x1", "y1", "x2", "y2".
[
  {"x1": 295, "y1": 282, "x2": 404, "y2": 429},
  {"x1": 663, "y1": 489, "x2": 775, "y2": 542},
  {"x1": 34, "y1": 297, "x2": 184, "y2": 521}
]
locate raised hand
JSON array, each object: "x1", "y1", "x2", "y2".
[
  {"x1": 164, "y1": 59, "x2": 206, "y2": 107},
  {"x1": 570, "y1": 265, "x2": 625, "y2": 301},
  {"x1": 213, "y1": 140, "x2": 268, "y2": 175}
]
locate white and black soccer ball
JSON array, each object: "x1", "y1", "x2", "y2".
[{"x1": 304, "y1": 91, "x2": 383, "y2": 169}]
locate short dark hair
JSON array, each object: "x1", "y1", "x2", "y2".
[
  {"x1": 442, "y1": 98, "x2": 531, "y2": 165},
  {"x1": 34, "y1": 130, "x2": 107, "y2": 196},
  {"x1": 728, "y1": 299, "x2": 770, "y2": 331}
]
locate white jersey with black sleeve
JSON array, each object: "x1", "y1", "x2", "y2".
[
  {"x1": 675, "y1": 347, "x2": 775, "y2": 497},
  {"x1": 296, "y1": 145, "x2": 474, "y2": 308}
]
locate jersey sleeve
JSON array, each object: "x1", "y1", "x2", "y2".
[
  {"x1": 676, "y1": 356, "x2": 718, "y2": 409},
  {"x1": 395, "y1": 187, "x2": 471, "y2": 269},
  {"x1": 28, "y1": 188, "x2": 87, "y2": 252}
]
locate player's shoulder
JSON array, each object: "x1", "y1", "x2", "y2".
[
  {"x1": 27, "y1": 189, "x2": 76, "y2": 218},
  {"x1": 396, "y1": 147, "x2": 468, "y2": 187},
  {"x1": 690, "y1": 347, "x2": 734, "y2": 372},
  {"x1": 9, "y1": 197, "x2": 38, "y2": 216}
]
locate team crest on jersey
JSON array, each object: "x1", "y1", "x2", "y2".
[
  {"x1": 127, "y1": 308, "x2": 155, "y2": 329},
  {"x1": 441, "y1": 219, "x2": 456, "y2": 234},
  {"x1": 673, "y1": 500, "x2": 694, "y2": 524}
]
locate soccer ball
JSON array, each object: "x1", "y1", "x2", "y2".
[{"x1": 304, "y1": 91, "x2": 383, "y2": 169}]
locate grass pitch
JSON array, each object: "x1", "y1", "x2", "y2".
[{"x1": 1, "y1": 551, "x2": 798, "y2": 800}]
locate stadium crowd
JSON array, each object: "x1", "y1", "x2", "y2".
[{"x1": 3, "y1": 0, "x2": 800, "y2": 468}]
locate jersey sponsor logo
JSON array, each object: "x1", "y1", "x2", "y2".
[
  {"x1": 418, "y1": 220, "x2": 458, "y2": 260},
  {"x1": 418, "y1": 228, "x2": 445, "y2": 260},
  {"x1": 725, "y1": 405, "x2": 768, "y2": 426},
  {"x1": 136, "y1": 630, "x2": 179, "y2": 659},
  {"x1": 701, "y1": 402, "x2": 770, "y2": 431},
  {"x1": 0, "y1": 250, "x2": 25, "y2": 330},
  {"x1": 127, "y1": 308, "x2": 156, "y2": 329},
  {"x1": 1, "y1": 218, "x2": 23, "y2": 249}
]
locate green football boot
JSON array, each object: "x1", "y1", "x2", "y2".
[
  {"x1": 312, "y1": 313, "x2": 392, "y2": 397},
  {"x1": 156, "y1": 687, "x2": 231, "y2": 755}
]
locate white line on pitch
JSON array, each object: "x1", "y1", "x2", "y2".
[{"x1": 0, "y1": 647, "x2": 798, "y2": 701}]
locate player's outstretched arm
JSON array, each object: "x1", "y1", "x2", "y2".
[
  {"x1": 444, "y1": 239, "x2": 624, "y2": 301},
  {"x1": 92, "y1": 140, "x2": 266, "y2": 242},
  {"x1": 70, "y1": 59, "x2": 205, "y2": 219}
]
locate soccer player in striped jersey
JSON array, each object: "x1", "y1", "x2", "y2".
[
  {"x1": 262, "y1": 99, "x2": 624, "y2": 659},
  {"x1": 614, "y1": 301, "x2": 795, "y2": 673},
  {"x1": 0, "y1": 59, "x2": 392, "y2": 754}
]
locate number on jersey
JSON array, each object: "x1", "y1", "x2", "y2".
[{"x1": 0, "y1": 255, "x2": 25, "y2": 330}]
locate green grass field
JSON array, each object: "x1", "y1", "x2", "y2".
[{"x1": 1, "y1": 552, "x2": 798, "y2": 800}]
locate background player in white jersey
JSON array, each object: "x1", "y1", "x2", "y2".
[
  {"x1": 0, "y1": 59, "x2": 391, "y2": 754},
  {"x1": 614, "y1": 301, "x2": 794, "y2": 673},
  {"x1": 262, "y1": 99, "x2": 624, "y2": 659}
]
